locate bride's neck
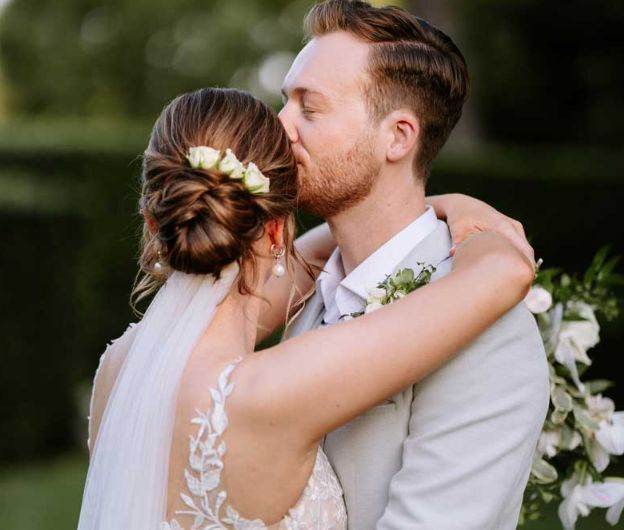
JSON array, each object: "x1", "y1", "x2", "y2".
[{"x1": 204, "y1": 280, "x2": 264, "y2": 355}]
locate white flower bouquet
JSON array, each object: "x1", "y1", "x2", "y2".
[{"x1": 521, "y1": 248, "x2": 624, "y2": 529}]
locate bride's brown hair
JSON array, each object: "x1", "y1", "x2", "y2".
[{"x1": 132, "y1": 87, "x2": 314, "y2": 311}]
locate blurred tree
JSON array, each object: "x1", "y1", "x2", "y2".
[
  {"x1": 3, "y1": 0, "x2": 622, "y2": 146},
  {"x1": 456, "y1": 0, "x2": 624, "y2": 146},
  {"x1": 405, "y1": 0, "x2": 624, "y2": 147},
  {"x1": 0, "y1": 0, "x2": 310, "y2": 118}
]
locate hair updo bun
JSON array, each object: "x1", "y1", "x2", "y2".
[
  {"x1": 132, "y1": 88, "x2": 305, "y2": 306},
  {"x1": 159, "y1": 165, "x2": 265, "y2": 275}
]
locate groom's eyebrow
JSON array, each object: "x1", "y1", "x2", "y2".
[{"x1": 281, "y1": 86, "x2": 328, "y2": 102}]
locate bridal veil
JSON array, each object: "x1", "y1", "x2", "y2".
[{"x1": 77, "y1": 263, "x2": 239, "y2": 529}]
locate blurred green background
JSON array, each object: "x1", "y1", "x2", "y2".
[{"x1": 0, "y1": 0, "x2": 622, "y2": 528}]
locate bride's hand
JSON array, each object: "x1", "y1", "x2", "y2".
[
  {"x1": 427, "y1": 193, "x2": 534, "y2": 264},
  {"x1": 452, "y1": 230, "x2": 536, "y2": 285}
]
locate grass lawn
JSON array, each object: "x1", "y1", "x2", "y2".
[
  {"x1": 0, "y1": 453, "x2": 87, "y2": 530},
  {"x1": 0, "y1": 453, "x2": 621, "y2": 529}
]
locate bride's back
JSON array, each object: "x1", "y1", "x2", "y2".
[
  {"x1": 165, "y1": 309, "x2": 321, "y2": 526},
  {"x1": 90, "y1": 297, "x2": 342, "y2": 529}
]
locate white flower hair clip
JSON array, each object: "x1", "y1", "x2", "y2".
[{"x1": 186, "y1": 146, "x2": 270, "y2": 195}]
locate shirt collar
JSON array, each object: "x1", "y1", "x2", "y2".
[
  {"x1": 317, "y1": 245, "x2": 345, "y2": 313},
  {"x1": 317, "y1": 205, "x2": 438, "y2": 306}
]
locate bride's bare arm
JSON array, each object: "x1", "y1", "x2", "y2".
[
  {"x1": 255, "y1": 222, "x2": 335, "y2": 344},
  {"x1": 243, "y1": 232, "x2": 534, "y2": 444}
]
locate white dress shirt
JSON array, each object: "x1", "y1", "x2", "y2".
[{"x1": 317, "y1": 206, "x2": 438, "y2": 325}]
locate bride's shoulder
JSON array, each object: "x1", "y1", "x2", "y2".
[
  {"x1": 96, "y1": 323, "x2": 140, "y2": 385},
  {"x1": 220, "y1": 353, "x2": 302, "y2": 431},
  {"x1": 105, "y1": 321, "x2": 140, "y2": 355},
  {"x1": 175, "y1": 353, "x2": 277, "y2": 432},
  {"x1": 176, "y1": 354, "x2": 249, "y2": 416},
  {"x1": 88, "y1": 323, "x2": 139, "y2": 451}
]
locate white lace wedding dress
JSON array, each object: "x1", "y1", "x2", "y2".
[
  {"x1": 79, "y1": 267, "x2": 346, "y2": 530},
  {"x1": 160, "y1": 358, "x2": 347, "y2": 530}
]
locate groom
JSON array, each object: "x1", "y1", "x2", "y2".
[{"x1": 280, "y1": 1, "x2": 549, "y2": 528}]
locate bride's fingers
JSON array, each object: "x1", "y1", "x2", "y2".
[
  {"x1": 447, "y1": 210, "x2": 534, "y2": 263},
  {"x1": 498, "y1": 219, "x2": 535, "y2": 264},
  {"x1": 512, "y1": 219, "x2": 527, "y2": 238},
  {"x1": 509, "y1": 219, "x2": 533, "y2": 260},
  {"x1": 449, "y1": 222, "x2": 485, "y2": 256},
  {"x1": 449, "y1": 219, "x2": 534, "y2": 263}
]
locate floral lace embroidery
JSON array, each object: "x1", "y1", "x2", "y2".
[{"x1": 162, "y1": 358, "x2": 346, "y2": 530}]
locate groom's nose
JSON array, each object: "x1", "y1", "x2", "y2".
[{"x1": 278, "y1": 106, "x2": 299, "y2": 144}]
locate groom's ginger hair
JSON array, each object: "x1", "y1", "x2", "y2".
[{"x1": 304, "y1": 0, "x2": 469, "y2": 179}]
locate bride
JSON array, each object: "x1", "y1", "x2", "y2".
[{"x1": 78, "y1": 87, "x2": 535, "y2": 529}]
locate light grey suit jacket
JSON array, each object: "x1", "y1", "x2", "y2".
[{"x1": 283, "y1": 221, "x2": 550, "y2": 530}]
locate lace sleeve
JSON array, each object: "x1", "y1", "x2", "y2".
[{"x1": 87, "y1": 323, "x2": 139, "y2": 453}]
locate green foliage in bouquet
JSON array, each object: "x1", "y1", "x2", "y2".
[
  {"x1": 520, "y1": 248, "x2": 624, "y2": 529},
  {"x1": 344, "y1": 264, "x2": 436, "y2": 319}
]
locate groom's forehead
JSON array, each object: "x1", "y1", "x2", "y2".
[{"x1": 283, "y1": 34, "x2": 369, "y2": 94}]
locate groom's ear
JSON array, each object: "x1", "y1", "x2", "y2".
[{"x1": 384, "y1": 110, "x2": 420, "y2": 163}]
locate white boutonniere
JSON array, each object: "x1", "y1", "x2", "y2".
[{"x1": 342, "y1": 263, "x2": 436, "y2": 320}]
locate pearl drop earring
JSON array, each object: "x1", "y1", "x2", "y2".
[
  {"x1": 154, "y1": 250, "x2": 164, "y2": 272},
  {"x1": 271, "y1": 244, "x2": 286, "y2": 278}
]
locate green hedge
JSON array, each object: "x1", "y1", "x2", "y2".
[{"x1": 1, "y1": 122, "x2": 622, "y2": 463}]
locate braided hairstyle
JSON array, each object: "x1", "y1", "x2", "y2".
[{"x1": 133, "y1": 87, "x2": 310, "y2": 307}]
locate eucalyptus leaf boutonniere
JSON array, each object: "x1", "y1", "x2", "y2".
[{"x1": 343, "y1": 263, "x2": 436, "y2": 320}]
